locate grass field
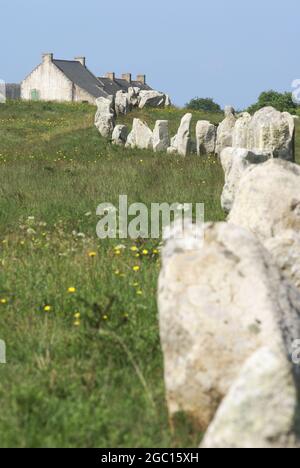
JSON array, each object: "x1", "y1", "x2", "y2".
[{"x1": 0, "y1": 101, "x2": 298, "y2": 448}]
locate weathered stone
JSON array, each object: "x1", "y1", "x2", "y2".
[
  {"x1": 158, "y1": 221, "x2": 300, "y2": 430},
  {"x1": 232, "y1": 112, "x2": 252, "y2": 148},
  {"x1": 125, "y1": 118, "x2": 153, "y2": 150},
  {"x1": 196, "y1": 121, "x2": 217, "y2": 156},
  {"x1": 215, "y1": 107, "x2": 237, "y2": 155},
  {"x1": 138, "y1": 90, "x2": 166, "y2": 109},
  {"x1": 167, "y1": 135, "x2": 178, "y2": 154},
  {"x1": 165, "y1": 95, "x2": 172, "y2": 107},
  {"x1": 265, "y1": 230, "x2": 300, "y2": 290},
  {"x1": 176, "y1": 113, "x2": 192, "y2": 156},
  {"x1": 201, "y1": 347, "x2": 299, "y2": 448},
  {"x1": 115, "y1": 90, "x2": 130, "y2": 115},
  {"x1": 220, "y1": 147, "x2": 271, "y2": 213},
  {"x1": 153, "y1": 120, "x2": 170, "y2": 153},
  {"x1": 112, "y1": 125, "x2": 128, "y2": 146},
  {"x1": 247, "y1": 107, "x2": 295, "y2": 162},
  {"x1": 228, "y1": 159, "x2": 300, "y2": 241},
  {"x1": 94, "y1": 96, "x2": 115, "y2": 138},
  {"x1": 127, "y1": 87, "x2": 141, "y2": 108}
]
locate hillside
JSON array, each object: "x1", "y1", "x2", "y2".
[{"x1": 0, "y1": 101, "x2": 298, "y2": 448}]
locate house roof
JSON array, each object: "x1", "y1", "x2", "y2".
[
  {"x1": 53, "y1": 60, "x2": 109, "y2": 99},
  {"x1": 114, "y1": 78, "x2": 152, "y2": 92},
  {"x1": 97, "y1": 77, "x2": 123, "y2": 96}
]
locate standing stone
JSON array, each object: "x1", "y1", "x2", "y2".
[
  {"x1": 138, "y1": 90, "x2": 166, "y2": 109},
  {"x1": 153, "y1": 120, "x2": 170, "y2": 153},
  {"x1": 158, "y1": 221, "x2": 300, "y2": 431},
  {"x1": 247, "y1": 107, "x2": 295, "y2": 162},
  {"x1": 228, "y1": 159, "x2": 300, "y2": 242},
  {"x1": 220, "y1": 147, "x2": 271, "y2": 213},
  {"x1": 196, "y1": 120, "x2": 217, "y2": 156},
  {"x1": 112, "y1": 125, "x2": 128, "y2": 146},
  {"x1": 94, "y1": 96, "x2": 115, "y2": 138},
  {"x1": 115, "y1": 90, "x2": 130, "y2": 115},
  {"x1": 215, "y1": 106, "x2": 237, "y2": 155},
  {"x1": 127, "y1": 87, "x2": 141, "y2": 108},
  {"x1": 125, "y1": 118, "x2": 153, "y2": 150},
  {"x1": 167, "y1": 135, "x2": 178, "y2": 154},
  {"x1": 232, "y1": 112, "x2": 252, "y2": 148},
  {"x1": 201, "y1": 347, "x2": 299, "y2": 448},
  {"x1": 165, "y1": 95, "x2": 172, "y2": 107},
  {"x1": 176, "y1": 113, "x2": 192, "y2": 156}
]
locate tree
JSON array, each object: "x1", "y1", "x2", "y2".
[
  {"x1": 248, "y1": 90, "x2": 297, "y2": 114},
  {"x1": 185, "y1": 97, "x2": 222, "y2": 113}
]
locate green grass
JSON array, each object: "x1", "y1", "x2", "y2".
[{"x1": 0, "y1": 100, "x2": 298, "y2": 448}]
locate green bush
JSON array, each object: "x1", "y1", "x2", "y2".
[
  {"x1": 185, "y1": 97, "x2": 222, "y2": 113},
  {"x1": 248, "y1": 90, "x2": 298, "y2": 114}
]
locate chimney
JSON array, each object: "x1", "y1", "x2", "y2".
[
  {"x1": 105, "y1": 72, "x2": 115, "y2": 81},
  {"x1": 122, "y1": 73, "x2": 132, "y2": 83},
  {"x1": 136, "y1": 74, "x2": 146, "y2": 85},
  {"x1": 42, "y1": 53, "x2": 53, "y2": 64},
  {"x1": 75, "y1": 56, "x2": 86, "y2": 67}
]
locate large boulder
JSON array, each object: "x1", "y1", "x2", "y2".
[
  {"x1": 125, "y1": 118, "x2": 153, "y2": 150},
  {"x1": 176, "y1": 113, "x2": 192, "y2": 157},
  {"x1": 115, "y1": 90, "x2": 130, "y2": 115},
  {"x1": 158, "y1": 221, "x2": 300, "y2": 431},
  {"x1": 201, "y1": 347, "x2": 299, "y2": 448},
  {"x1": 138, "y1": 90, "x2": 166, "y2": 109},
  {"x1": 215, "y1": 106, "x2": 237, "y2": 155},
  {"x1": 220, "y1": 147, "x2": 271, "y2": 213},
  {"x1": 95, "y1": 96, "x2": 115, "y2": 138},
  {"x1": 153, "y1": 120, "x2": 170, "y2": 153},
  {"x1": 247, "y1": 107, "x2": 295, "y2": 162},
  {"x1": 196, "y1": 121, "x2": 217, "y2": 156},
  {"x1": 112, "y1": 125, "x2": 128, "y2": 146},
  {"x1": 228, "y1": 159, "x2": 300, "y2": 241}
]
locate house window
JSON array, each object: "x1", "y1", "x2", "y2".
[{"x1": 31, "y1": 89, "x2": 40, "y2": 101}]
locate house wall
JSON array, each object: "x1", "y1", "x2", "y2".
[
  {"x1": 6, "y1": 84, "x2": 21, "y2": 100},
  {"x1": 73, "y1": 85, "x2": 96, "y2": 105},
  {"x1": 21, "y1": 60, "x2": 73, "y2": 102}
]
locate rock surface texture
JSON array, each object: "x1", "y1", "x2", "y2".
[
  {"x1": 112, "y1": 125, "x2": 128, "y2": 146},
  {"x1": 94, "y1": 96, "x2": 115, "y2": 138},
  {"x1": 220, "y1": 147, "x2": 271, "y2": 213},
  {"x1": 196, "y1": 121, "x2": 217, "y2": 156},
  {"x1": 153, "y1": 120, "x2": 170, "y2": 153},
  {"x1": 228, "y1": 159, "x2": 300, "y2": 241},
  {"x1": 158, "y1": 221, "x2": 300, "y2": 446},
  {"x1": 125, "y1": 118, "x2": 153, "y2": 150}
]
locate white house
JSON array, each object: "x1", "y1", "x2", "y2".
[{"x1": 21, "y1": 53, "x2": 152, "y2": 105}]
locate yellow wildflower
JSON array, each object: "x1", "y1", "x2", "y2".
[
  {"x1": 133, "y1": 265, "x2": 140, "y2": 272},
  {"x1": 44, "y1": 305, "x2": 51, "y2": 312},
  {"x1": 142, "y1": 249, "x2": 149, "y2": 255},
  {"x1": 0, "y1": 298, "x2": 7, "y2": 304},
  {"x1": 68, "y1": 287, "x2": 76, "y2": 293},
  {"x1": 74, "y1": 320, "x2": 81, "y2": 327},
  {"x1": 130, "y1": 246, "x2": 138, "y2": 252},
  {"x1": 88, "y1": 251, "x2": 97, "y2": 258},
  {"x1": 74, "y1": 312, "x2": 81, "y2": 320}
]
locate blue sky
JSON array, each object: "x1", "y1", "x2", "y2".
[{"x1": 1, "y1": 0, "x2": 299, "y2": 109}]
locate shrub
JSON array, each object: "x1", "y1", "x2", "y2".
[
  {"x1": 248, "y1": 90, "x2": 298, "y2": 114},
  {"x1": 185, "y1": 97, "x2": 222, "y2": 113}
]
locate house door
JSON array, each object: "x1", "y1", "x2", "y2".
[{"x1": 31, "y1": 89, "x2": 40, "y2": 101}]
